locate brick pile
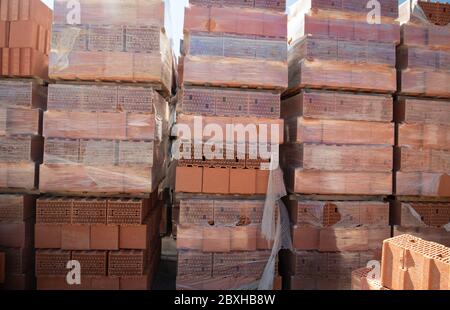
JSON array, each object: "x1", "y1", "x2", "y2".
[
  {"x1": 393, "y1": 1, "x2": 450, "y2": 246},
  {"x1": 35, "y1": 194, "x2": 161, "y2": 290},
  {"x1": 353, "y1": 234, "x2": 450, "y2": 290},
  {"x1": 281, "y1": 0, "x2": 399, "y2": 290},
  {"x1": 0, "y1": 0, "x2": 51, "y2": 78},
  {"x1": 33, "y1": 0, "x2": 172, "y2": 290},
  {"x1": 0, "y1": 195, "x2": 36, "y2": 289},
  {"x1": 173, "y1": 0, "x2": 287, "y2": 290},
  {"x1": 0, "y1": 0, "x2": 51, "y2": 290}
]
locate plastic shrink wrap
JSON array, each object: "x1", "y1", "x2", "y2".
[
  {"x1": 40, "y1": 84, "x2": 169, "y2": 195},
  {"x1": 49, "y1": 0, "x2": 172, "y2": 95},
  {"x1": 182, "y1": 2, "x2": 288, "y2": 90},
  {"x1": 286, "y1": 0, "x2": 399, "y2": 94},
  {"x1": 398, "y1": 1, "x2": 450, "y2": 98},
  {"x1": 0, "y1": 79, "x2": 46, "y2": 191}
]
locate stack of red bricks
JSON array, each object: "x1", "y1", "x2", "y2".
[
  {"x1": 34, "y1": 0, "x2": 172, "y2": 290},
  {"x1": 281, "y1": 0, "x2": 399, "y2": 290},
  {"x1": 0, "y1": 0, "x2": 51, "y2": 290},
  {"x1": 352, "y1": 234, "x2": 450, "y2": 290},
  {"x1": 393, "y1": 1, "x2": 450, "y2": 247},
  {"x1": 0, "y1": 0, "x2": 51, "y2": 78},
  {"x1": 173, "y1": 0, "x2": 287, "y2": 290},
  {"x1": 35, "y1": 193, "x2": 161, "y2": 290}
]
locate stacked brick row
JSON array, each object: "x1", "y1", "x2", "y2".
[
  {"x1": 0, "y1": 0, "x2": 51, "y2": 78},
  {"x1": 393, "y1": 1, "x2": 450, "y2": 246},
  {"x1": 33, "y1": 0, "x2": 173, "y2": 290},
  {"x1": 35, "y1": 194, "x2": 161, "y2": 290},
  {"x1": 281, "y1": 0, "x2": 399, "y2": 289},
  {"x1": 0, "y1": 0, "x2": 52, "y2": 290},
  {"x1": 173, "y1": 0, "x2": 287, "y2": 290}
]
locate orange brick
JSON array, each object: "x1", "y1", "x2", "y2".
[
  {"x1": 35, "y1": 223, "x2": 62, "y2": 249},
  {"x1": 230, "y1": 226, "x2": 257, "y2": 251},
  {"x1": 119, "y1": 225, "x2": 147, "y2": 250},
  {"x1": 229, "y1": 168, "x2": 256, "y2": 194},
  {"x1": 292, "y1": 226, "x2": 320, "y2": 250},
  {"x1": 90, "y1": 224, "x2": 119, "y2": 250},
  {"x1": 255, "y1": 169, "x2": 269, "y2": 194},
  {"x1": 175, "y1": 166, "x2": 203, "y2": 193},
  {"x1": 61, "y1": 224, "x2": 90, "y2": 250},
  {"x1": 202, "y1": 167, "x2": 229, "y2": 194},
  {"x1": 202, "y1": 227, "x2": 231, "y2": 252}
]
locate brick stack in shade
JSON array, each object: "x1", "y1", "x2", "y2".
[
  {"x1": 281, "y1": 0, "x2": 399, "y2": 290},
  {"x1": 0, "y1": 0, "x2": 51, "y2": 78},
  {"x1": 35, "y1": 0, "x2": 172, "y2": 290},
  {"x1": 35, "y1": 194, "x2": 161, "y2": 290},
  {"x1": 173, "y1": 0, "x2": 287, "y2": 290},
  {"x1": 0, "y1": 0, "x2": 52, "y2": 290},
  {"x1": 392, "y1": 1, "x2": 450, "y2": 246}
]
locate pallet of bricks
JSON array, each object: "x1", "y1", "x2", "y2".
[
  {"x1": 280, "y1": 0, "x2": 400, "y2": 290},
  {"x1": 392, "y1": 1, "x2": 450, "y2": 247},
  {"x1": 173, "y1": 0, "x2": 287, "y2": 290},
  {"x1": 352, "y1": 234, "x2": 450, "y2": 290},
  {"x1": 0, "y1": 0, "x2": 51, "y2": 290},
  {"x1": 34, "y1": 0, "x2": 172, "y2": 290}
]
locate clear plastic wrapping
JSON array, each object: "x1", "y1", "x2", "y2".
[
  {"x1": 49, "y1": 0, "x2": 172, "y2": 94},
  {"x1": 398, "y1": 1, "x2": 450, "y2": 97},
  {"x1": 40, "y1": 84, "x2": 169, "y2": 194},
  {"x1": 288, "y1": 200, "x2": 390, "y2": 252},
  {"x1": 182, "y1": 4, "x2": 288, "y2": 90},
  {"x1": 396, "y1": 97, "x2": 450, "y2": 197},
  {"x1": 0, "y1": 79, "x2": 45, "y2": 191},
  {"x1": 189, "y1": 0, "x2": 286, "y2": 11}
]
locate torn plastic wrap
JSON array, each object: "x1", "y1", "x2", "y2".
[
  {"x1": 394, "y1": 202, "x2": 450, "y2": 247},
  {"x1": 0, "y1": 79, "x2": 46, "y2": 191},
  {"x1": 288, "y1": 200, "x2": 390, "y2": 252},
  {"x1": 398, "y1": 1, "x2": 450, "y2": 97},
  {"x1": 175, "y1": 167, "x2": 292, "y2": 290},
  {"x1": 40, "y1": 84, "x2": 170, "y2": 195},
  {"x1": 49, "y1": 0, "x2": 172, "y2": 95},
  {"x1": 395, "y1": 97, "x2": 450, "y2": 198},
  {"x1": 182, "y1": 4, "x2": 288, "y2": 90}
]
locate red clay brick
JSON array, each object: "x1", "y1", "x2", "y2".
[
  {"x1": 0, "y1": 221, "x2": 28, "y2": 247},
  {"x1": 72, "y1": 251, "x2": 107, "y2": 276},
  {"x1": 202, "y1": 167, "x2": 230, "y2": 194},
  {"x1": 176, "y1": 226, "x2": 203, "y2": 250},
  {"x1": 90, "y1": 224, "x2": 119, "y2": 250},
  {"x1": 36, "y1": 197, "x2": 72, "y2": 224},
  {"x1": 202, "y1": 227, "x2": 231, "y2": 252},
  {"x1": 108, "y1": 250, "x2": 145, "y2": 276},
  {"x1": 175, "y1": 166, "x2": 203, "y2": 193},
  {"x1": 255, "y1": 169, "x2": 269, "y2": 194},
  {"x1": 61, "y1": 224, "x2": 90, "y2": 250},
  {"x1": 120, "y1": 275, "x2": 149, "y2": 290},
  {"x1": 35, "y1": 223, "x2": 62, "y2": 249},
  {"x1": 230, "y1": 226, "x2": 257, "y2": 251},
  {"x1": 119, "y1": 225, "x2": 148, "y2": 250},
  {"x1": 35, "y1": 249, "x2": 71, "y2": 276},
  {"x1": 229, "y1": 168, "x2": 256, "y2": 194},
  {"x1": 91, "y1": 276, "x2": 120, "y2": 290},
  {"x1": 72, "y1": 198, "x2": 107, "y2": 224}
]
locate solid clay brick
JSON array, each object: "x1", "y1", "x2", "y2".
[
  {"x1": 175, "y1": 166, "x2": 203, "y2": 193},
  {"x1": 36, "y1": 276, "x2": 71, "y2": 290},
  {"x1": 0, "y1": 221, "x2": 28, "y2": 248},
  {"x1": 255, "y1": 169, "x2": 269, "y2": 194},
  {"x1": 119, "y1": 225, "x2": 148, "y2": 250},
  {"x1": 90, "y1": 224, "x2": 119, "y2": 250},
  {"x1": 120, "y1": 275, "x2": 149, "y2": 290},
  {"x1": 229, "y1": 168, "x2": 256, "y2": 194},
  {"x1": 35, "y1": 223, "x2": 62, "y2": 249},
  {"x1": 90, "y1": 276, "x2": 120, "y2": 290},
  {"x1": 230, "y1": 226, "x2": 257, "y2": 251},
  {"x1": 176, "y1": 226, "x2": 203, "y2": 250},
  {"x1": 202, "y1": 227, "x2": 231, "y2": 252},
  {"x1": 202, "y1": 167, "x2": 230, "y2": 194},
  {"x1": 292, "y1": 226, "x2": 320, "y2": 250},
  {"x1": 61, "y1": 224, "x2": 90, "y2": 250}
]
